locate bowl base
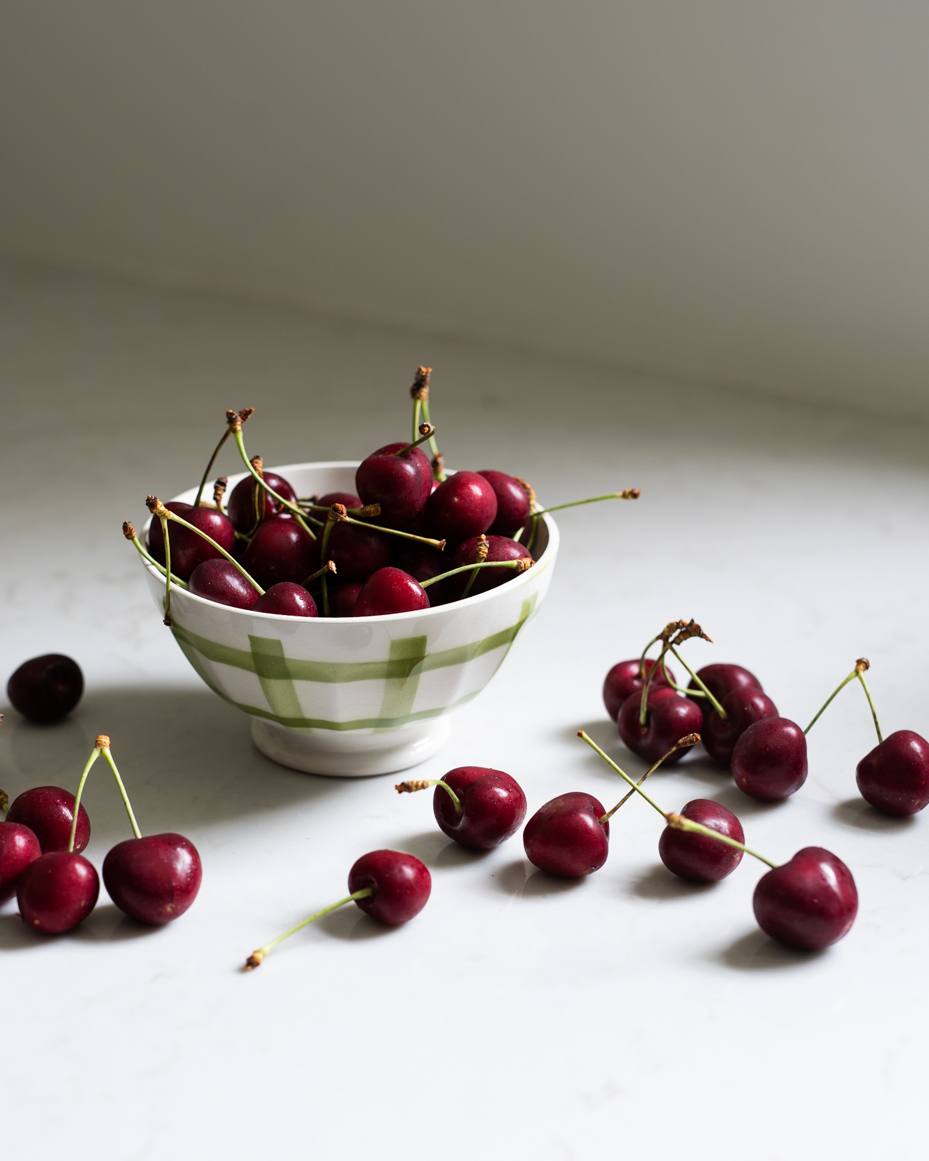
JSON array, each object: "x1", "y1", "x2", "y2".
[{"x1": 250, "y1": 715, "x2": 453, "y2": 777}]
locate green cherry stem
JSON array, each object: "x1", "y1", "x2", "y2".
[
  {"x1": 99, "y1": 740, "x2": 143, "y2": 840},
  {"x1": 460, "y1": 535, "x2": 489, "y2": 600},
  {"x1": 160, "y1": 514, "x2": 173, "y2": 625},
  {"x1": 122, "y1": 521, "x2": 189, "y2": 590},
  {"x1": 637, "y1": 635, "x2": 662, "y2": 677},
  {"x1": 805, "y1": 658, "x2": 883, "y2": 742},
  {"x1": 319, "y1": 514, "x2": 338, "y2": 616},
  {"x1": 193, "y1": 429, "x2": 232, "y2": 507},
  {"x1": 147, "y1": 497, "x2": 265, "y2": 595},
  {"x1": 411, "y1": 367, "x2": 444, "y2": 478},
  {"x1": 0, "y1": 791, "x2": 8, "y2": 815},
  {"x1": 395, "y1": 778, "x2": 463, "y2": 811},
  {"x1": 68, "y1": 740, "x2": 105, "y2": 852},
  {"x1": 245, "y1": 887, "x2": 375, "y2": 970},
  {"x1": 392, "y1": 422, "x2": 437, "y2": 458},
  {"x1": 420, "y1": 558, "x2": 533, "y2": 589},
  {"x1": 599, "y1": 733, "x2": 701, "y2": 821},
  {"x1": 337, "y1": 510, "x2": 445, "y2": 551},
  {"x1": 638, "y1": 644, "x2": 670, "y2": 725},
  {"x1": 302, "y1": 502, "x2": 381, "y2": 519},
  {"x1": 529, "y1": 489, "x2": 641, "y2": 518},
  {"x1": 659, "y1": 654, "x2": 707, "y2": 698},
  {"x1": 668, "y1": 645, "x2": 727, "y2": 719},
  {"x1": 302, "y1": 561, "x2": 337, "y2": 588},
  {"x1": 228, "y1": 421, "x2": 316, "y2": 540},
  {"x1": 577, "y1": 731, "x2": 668, "y2": 819}
]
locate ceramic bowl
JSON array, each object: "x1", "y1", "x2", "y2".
[{"x1": 141, "y1": 461, "x2": 559, "y2": 776}]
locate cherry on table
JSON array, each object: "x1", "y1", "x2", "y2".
[
  {"x1": 7, "y1": 655, "x2": 84, "y2": 724},
  {"x1": 480, "y1": 470, "x2": 532, "y2": 538},
  {"x1": 354, "y1": 568, "x2": 429, "y2": 616},
  {"x1": 703, "y1": 687, "x2": 779, "y2": 767},
  {"x1": 688, "y1": 663, "x2": 763, "y2": 723},
  {"x1": 658, "y1": 799, "x2": 745, "y2": 881},
  {"x1": 731, "y1": 717, "x2": 808, "y2": 801},
  {"x1": 355, "y1": 442, "x2": 433, "y2": 526},
  {"x1": 452, "y1": 535, "x2": 533, "y2": 596},
  {"x1": 189, "y1": 559, "x2": 261, "y2": 610},
  {"x1": 17, "y1": 851, "x2": 99, "y2": 933},
  {"x1": 855, "y1": 730, "x2": 929, "y2": 815},
  {"x1": 603, "y1": 659, "x2": 676, "y2": 721},
  {"x1": 617, "y1": 687, "x2": 702, "y2": 764},
  {"x1": 0, "y1": 822, "x2": 42, "y2": 903},
  {"x1": 396, "y1": 767, "x2": 527, "y2": 851},
  {"x1": 6, "y1": 786, "x2": 91, "y2": 854},
  {"x1": 242, "y1": 515, "x2": 315, "y2": 589},
  {"x1": 523, "y1": 792, "x2": 610, "y2": 877},
  {"x1": 426, "y1": 471, "x2": 498, "y2": 543},
  {"x1": 227, "y1": 471, "x2": 298, "y2": 532},
  {"x1": 253, "y1": 582, "x2": 318, "y2": 617},
  {"x1": 103, "y1": 833, "x2": 203, "y2": 924},
  {"x1": 753, "y1": 847, "x2": 858, "y2": 950}
]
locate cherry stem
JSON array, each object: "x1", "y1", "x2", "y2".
[
  {"x1": 302, "y1": 502, "x2": 381, "y2": 519},
  {"x1": 302, "y1": 561, "x2": 337, "y2": 587},
  {"x1": 412, "y1": 396, "x2": 423, "y2": 445},
  {"x1": 530, "y1": 490, "x2": 641, "y2": 518},
  {"x1": 804, "y1": 660, "x2": 883, "y2": 743},
  {"x1": 230, "y1": 429, "x2": 317, "y2": 540},
  {"x1": 420, "y1": 559, "x2": 533, "y2": 589},
  {"x1": 418, "y1": 390, "x2": 444, "y2": 478},
  {"x1": 395, "y1": 778, "x2": 463, "y2": 811},
  {"x1": 659, "y1": 654, "x2": 706, "y2": 697},
  {"x1": 123, "y1": 523, "x2": 190, "y2": 590},
  {"x1": 160, "y1": 514, "x2": 173, "y2": 626},
  {"x1": 392, "y1": 423, "x2": 436, "y2": 458},
  {"x1": 460, "y1": 536, "x2": 489, "y2": 600},
  {"x1": 856, "y1": 668, "x2": 884, "y2": 744},
  {"x1": 244, "y1": 887, "x2": 375, "y2": 969},
  {"x1": 337, "y1": 511, "x2": 446, "y2": 551},
  {"x1": 0, "y1": 791, "x2": 8, "y2": 815},
  {"x1": 638, "y1": 644, "x2": 669, "y2": 725},
  {"x1": 599, "y1": 734, "x2": 701, "y2": 821},
  {"x1": 153, "y1": 501, "x2": 265, "y2": 595},
  {"x1": 577, "y1": 731, "x2": 669, "y2": 820},
  {"x1": 69, "y1": 742, "x2": 104, "y2": 852},
  {"x1": 637, "y1": 635, "x2": 662, "y2": 677},
  {"x1": 100, "y1": 743, "x2": 143, "y2": 840},
  {"x1": 193, "y1": 429, "x2": 231, "y2": 507},
  {"x1": 319, "y1": 515, "x2": 337, "y2": 616},
  {"x1": 668, "y1": 646, "x2": 727, "y2": 719}
]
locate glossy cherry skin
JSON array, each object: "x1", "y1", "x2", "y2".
[
  {"x1": 602, "y1": 659, "x2": 676, "y2": 722},
  {"x1": 166, "y1": 506, "x2": 237, "y2": 582},
  {"x1": 252, "y1": 582, "x2": 318, "y2": 617},
  {"x1": 103, "y1": 833, "x2": 203, "y2": 924},
  {"x1": 426, "y1": 471, "x2": 498, "y2": 543},
  {"x1": 452, "y1": 535, "x2": 532, "y2": 596},
  {"x1": 688, "y1": 663, "x2": 763, "y2": 723},
  {"x1": 17, "y1": 851, "x2": 99, "y2": 933},
  {"x1": 753, "y1": 847, "x2": 858, "y2": 950},
  {"x1": 703, "y1": 687, "x2": 779, "y2": 767},
  {"x1": 326, "y1": 580, "x2": 363, "y2": 617},
  {"x1": 732, "y1": 717, "x2": 808, "y2": 801},
  {"x1": 188, "y1": 559, "x2": 260, "y2": 610},
  {"x1": 6, "y1": 786, "x2": 91, "y2": 854},
  {"x1": 354, "y1": 568, "x2": 430, "y2": 616},
  {"x1": 347, "y1": 849, "x2": 431, "y2": 924},
  {"x1": 146, "y1": 500, "x2": 193, "y2": 564},
  {"x1": 433, "y1": 767, "x2": 528, "y2": 850},
  {"x1": 855, "y1": 730, "x2": 929, "y2": 815},
  {"x1": 314, "y1": 521, "x2": 393, "y2": 582},
  {"x1": 480, "y1": 470, "x2": 532, "y2": 538},
  {"x1": 0, "y1": 822, "x2": 42, "y2": 903},
  {"x1": 316, "y1": 491, "x2": 362, "y2": 509},
  {"x1": 355, "y1": 443, "x2": 433, "y2": 526},
  {"x1": 394, "y1": 545, "x2": 455, "y2": 606},
  {"x1": 242, "y1": 516, "x2": 315, "y2": 589},
  {"x1": 523, "y1": 792, "x2": 610, "y2": 877},
  {"x1": 617, "y1": 688, "x2": 702, "y2": 764},
  {"x1": 7, "y1": 654, "x2": 84, "y2": 724},
  {"x1": 227, "y1": 471, "x2": 297, "y2": 533},
  {"x1": 658, "y1": 799, "x2": 745, "y2": 882}
]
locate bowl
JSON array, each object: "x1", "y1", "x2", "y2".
[{"x1": 140, "y1": 461, "x2": 559, "y2": 776}]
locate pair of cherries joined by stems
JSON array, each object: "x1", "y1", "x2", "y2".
[
  {"x1": 0, "y1": 737, "x2": 201, "y2": 932},
  {"x1": 129, "y1": 369, "x2": 639, "y2": 621}
]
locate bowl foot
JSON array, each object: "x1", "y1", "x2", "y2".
[{"x1": 250, "y1": 715, "x2": 453, "y2": 777}]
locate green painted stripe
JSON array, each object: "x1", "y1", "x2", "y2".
[
  {"x1": 249, "y1": 635, "x2": 305, "y2": 721},
  {"x1": 237, "y1": 687, "x2": 482, "y2": 731}
]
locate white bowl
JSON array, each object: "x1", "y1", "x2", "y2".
[{"x1": 141, "y1": 461, "x2": 559, "y2": 776}]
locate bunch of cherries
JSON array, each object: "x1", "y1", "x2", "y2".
[{"x1": 129, "y1": 367, "x2": 639, "y2": 621}]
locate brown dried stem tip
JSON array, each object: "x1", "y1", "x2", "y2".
[
  {"x1": 410, "y1": 366, "x2": 432, "y2": 400},
  {"x1": 0, "y1": 790, "x2": 9, "y2": 813},
  {"x1": 122, "y1": 521, "x2": 137, "y2": 540},
  {"x1": 251, "y1": 455, "x2": 264, "y2": 478},
  {"x1": 514, "y1": 476, "x2": 537, "y2": 512},
  {"x1": 665, "y1": 812, "x2": 688, "y2": 829},
  {"x1": 95, "y1": 735, "x2": 111, "y2": 750},
  {"x1": 225, "y1": 407, "x2": 254, "y2": 433},
  {"x1": 329, "y1": 503, "x2": 348, "y2": 522},
  {"x1": 431, "y1": 452, "x2": 445, "y2": 480},
  {"x1": 673, "y1": 733, "x2": 701, "y2": 751},
  {"x1": 659, "y1": 619, "x2": 712, "y2": 647},
  {"x1": 856, "y1": 658, "x2": 870, "y2": 673},
  {"x1": 145, "y1": 495, "x2": 168, "y2": 518},
  {"x1": 619, "y1": 488, "x2": 641, "y2": 500},
  {"x1": 475, "y1": 534, "x2": 489, "y2": 563},
  {"x1": 395, "y1": 779, "x2": 431, "y2": 794},
  {"x1": 213, "y1": 476, "x2": 227, "y2": 505},
  {"x1": 514, "y1": 558, "x2": 533, "y2": 573},
  {"x1": 244, "y1": 950, "x2": 265, "y2": 970}
]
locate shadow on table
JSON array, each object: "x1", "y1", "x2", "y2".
[
  {"x1": 487, "y1": 858, "x2": 585, "y2": 899},
  {"x1": 714, "y1": 928, "x2": 825, "y2": 971},
  {"x1": 832, "y1": 797, "x2": 916, "y2": 833},
  {"x1": 629, "y1": 864, "x2": 715, "y2": 900},
  {"x1": 0, "y1": 903, "x2": 159, "y2": 951}
]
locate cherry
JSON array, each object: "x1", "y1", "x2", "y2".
[
  {"x1": 103, "y1": 833, "x2": 203, "y2": 924},
  {"x1": 326, "y1": 580, "x2": 363, "y2": 617},
  {"x1": 394, "y1": 544, "x2": 455, "y2": 605},
  {"x1": 732, "y1": 718, "x2": 808, "y2": 801},
  {"x1": 242, "y1": 516, "x2": 315, "y2": 589},
  {"x1": 189, "y1": 559, "x2": 260, "y2": 610},
  {"x1": 396, "y1": 767, "x2": 528, "y2": 851},
  {"x1": 6, "y1": 787, "x2": 91, "y2": 854},
  {"x1": 165, "y1": 506, "x2": 236, "y2": 582},
  {"x1": 856, "y1": 730, "x2": 929, "y2": 816},
  {"x1": 687, "y1": 663, "x2": 763, "y2": 722},
  {"x1": 245, "y1": 849, "x2": 431, "y2": 968},
  {"x1": 753, "y1": 847, "x2": 858, "y2": 950},
  {"x1": 146, "y1": 500, "x2": 192, "y2": 564},
  {"x1": 425, "y1": 471, "x2": 498, "y2": 543},
  {"x1": 617, "y1": 687, "x2": 702, "y2": 764},
  {"x1": 602, "y1": 659, "x2": 676, "y2": 721},
  {"x1": 252, "y1": 582, "x2": 318, "y2": 617},
  {"x1": 702, "y1": 687, "x2": 779, "y2": 767},
  {"x1": 523, "y1": 792, "x2": 610, "y2": 877},
  {"x1": 354, "y1": 568, "x2": 429, "y2": 617},
  {"x1": 227, "y1": 470, "x2": 297, "y2": 532},
  {"x1": 451, "y1": 535, "x2": 533, "y2": 596},
  {"x1": 658, "y1": 799, "x2": 745, "y2": 881},
  {"x1": 17, "y1": 851, "x2": 99, "y2": 933},
  {"x1": 0, "y1": 821, "x2": 42, "y2": 903},
  {"x1": 316, "y1": 491, "x2": 362, "y2": 509},
  {"x1": 480, "y1": 471, "x2": 532, "y2": 537},
  {"x1": 356, "y1": 441, "x2": 433, "y2": 526},
  {"x1": 7, "y1": 654, "x2": 84, "y2": 724},
  {"x1": 313, "y1": 520, "x2": 393, "y2": 582}
]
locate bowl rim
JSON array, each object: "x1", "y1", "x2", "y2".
[{"x1": 141, "y1": 459, "x2": 559, "y2": 624}]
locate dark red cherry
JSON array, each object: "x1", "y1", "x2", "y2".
[
  {"x1": 316, "y1": 491, "x2": 362, "y2": 509},
  {"x1": 0, "y1": 822, "x2": 42, "y2": 903},
  {"x1": 732, "y1": 717, "x2": 808, "y2": 801},
  {"x1": 6, "y1": 786, "x2": 91, "y2": 854},
  {"x1": 394, "y1": 545, "x2": 455, "y2": 605},
  {"x1": 146, "y1": 500, "x2": 193, "y2": 565},
  {"x1": 189, "y1": 559, "x2": 260, "y2": 609},
  {"x1": 658, "y1": 799, "x2": 745, "y2": 882},
  {"x1": 855, "y1": 730, "x2": 929, "y2": 816},
  {"x1": 602, "y1": 659, "x2": 676, "y2": 722},
  {"x1": 452, "y1": 535, "x2": 532, "y2": 596},
  {"x1": 703, "y1": 687, "x2": 779, "y2": 767},
  {"x1": 426, "y1": 472, "x2": 498, "y2": 543},
  {"x1": 355, "y1": 443, "x2": 433, "y2": 526},
  {"x1": 252, "y1": 582, "x2": 318, "y2": 617},
  {"x1": 433, "y1": 767, "x2": 528, "y2": 851},
  {"x1": 242, "y1": 516, "x2": 315, "y2": 588},
  {"x1": 167, "y1": 507, "x2": 237, "y2": 582},
  {"x1": 7, "y1": 654, "x2": 84, "y2": 723},
  {"x1": 753, "y1": 847, "x2": 858, "y2": 950},
  {"x1": 227, "y1": 471, "x2": 297, "y2": 533},
  {"x1": 617, "y1": 687, "x2": 702, "y2": 764},
  {"x1": 326, "y1": 580, "x2": 363, "y2": 617},
  {"x1": 314, "y1": 521, "x2": 393, "y2": 582},
  {"x1": 523, "y1": 792, "x2": 609, "y2": 877},
  {"x1": 354, "y1": 568, "x2": 429, "y2": 617},
  {"x1": 480, "y1": 470, "x2": 532, "y2": 538},
  {"x1": 347, "y1": 849, "x2": 431, "y2": 924},
  {"x1": 688, "y1": 663, "x2": 763, "y2": 723},
  {"x1": 103, "y1": 833, "x2": 203, "y2": 924},
  {"x1": 17, "y1": 851, "x2": 99, "y2": 933}
]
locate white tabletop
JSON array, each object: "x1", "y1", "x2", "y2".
[{"x1": 2, "y1": 257, "x2": 927, "y2": 1161}]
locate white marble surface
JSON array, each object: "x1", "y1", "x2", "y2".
[{"x1": 2, "y1": 257, "x2": 928, "y2": 1160}]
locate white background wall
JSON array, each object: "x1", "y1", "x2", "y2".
[{"x1": 3, "y1": 2, "x2": 929, "y2": 417}]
